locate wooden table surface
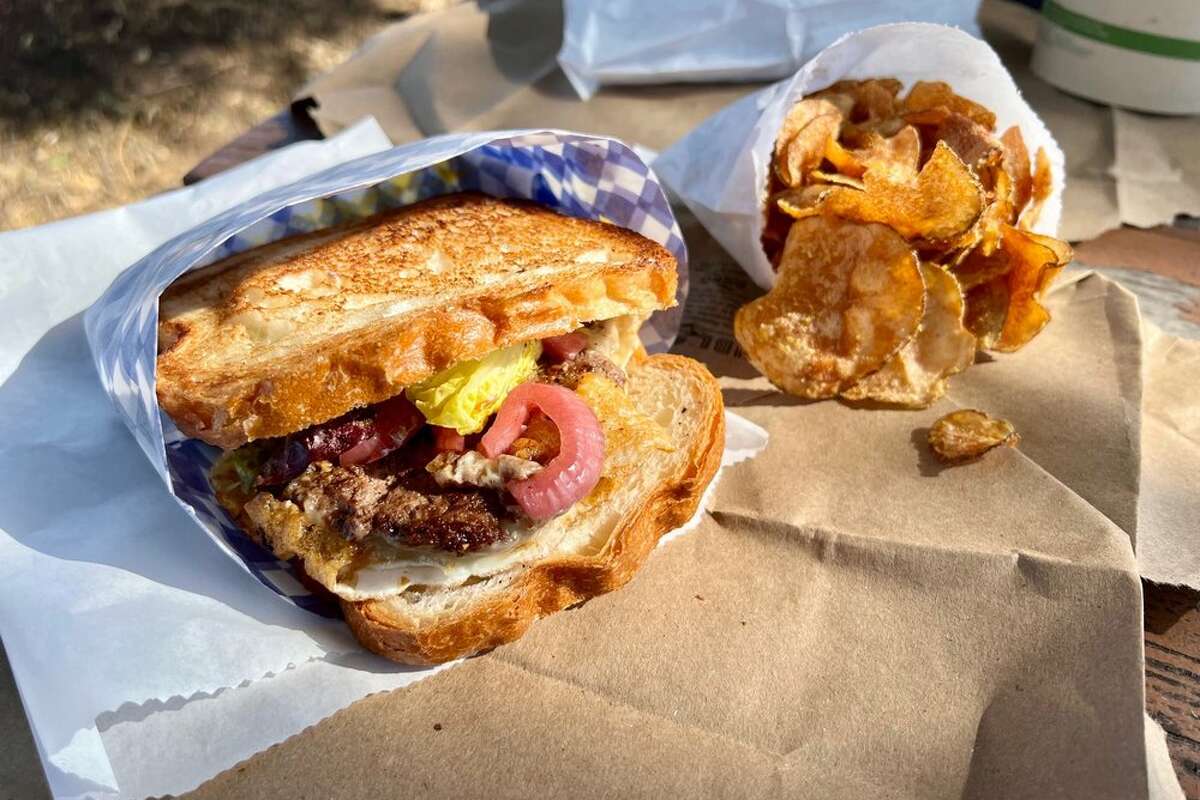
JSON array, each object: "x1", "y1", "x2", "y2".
[{"x1": 178, "y1": 108, "x2": 1200, "y2": 796}]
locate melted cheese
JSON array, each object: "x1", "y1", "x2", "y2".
[
  {"x1": 584, "y1": 312, "x2": 647, "y2": 369},
  {"x1": 350, "y1": 518, "x2": 563, "y2": 595}
]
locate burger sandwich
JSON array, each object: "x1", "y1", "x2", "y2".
[{"x1": 156, "y1": 192, "x2": 724, "y2": 664}]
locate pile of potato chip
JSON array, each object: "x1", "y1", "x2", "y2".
[{"x1": 736, "y1": 79, "x2": 1073, "y2": 407}]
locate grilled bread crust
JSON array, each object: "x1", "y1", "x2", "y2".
[{"x1": 157, "y1": 193, "x2": 677, "y2": 449}]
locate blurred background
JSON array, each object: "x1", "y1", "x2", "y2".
[{"x1": 0, "y1": 0, "x2": 450, "y2": 230}]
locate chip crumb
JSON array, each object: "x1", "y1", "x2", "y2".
[{"x1": 928, "y1": 409, "x2": 1020, "y2": 464}]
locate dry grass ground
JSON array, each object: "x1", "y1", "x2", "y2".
[{"x1": 0, "y1": 1, "x2": 404, "y2": 231}]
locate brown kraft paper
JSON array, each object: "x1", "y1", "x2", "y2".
[{"x1": 186, "y1": 214, "x2": 1152, "y2": 799}]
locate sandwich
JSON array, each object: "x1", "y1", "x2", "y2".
[{"x1": 156, "y1": 192, "x2": 724, "y2": 665}]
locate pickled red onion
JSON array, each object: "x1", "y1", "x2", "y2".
[
  {"x1": 541, "y1": 332, "x2": 588, "y2": 362},
  {"x1": 480, "y1": 383, "x2": 604, "y2": 520}
]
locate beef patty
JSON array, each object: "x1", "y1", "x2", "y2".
[
  {"x1": 283, "y1": 455, "x2": 508, "y2": 554},
  {"x1": 538, "y1": 348, "x2": 626, "y2": 389}
]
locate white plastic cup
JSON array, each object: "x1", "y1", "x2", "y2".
[{"x1": 1032, "y1": 0, "x2": 1200, "y2": 115}]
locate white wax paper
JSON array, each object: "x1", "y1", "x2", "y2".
[
  {"x1": 557, "y1": 0, "x2": 981, "y2": 101},
  {"x1": 654, "y1": 22, "x2": 1066, "y2": 290}
]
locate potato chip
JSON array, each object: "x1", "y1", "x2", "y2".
[
  {"x1": 824, "y1": 137, "x2": 864, "y2": 177},
  {"x1": 858, "y1": 126, "x2": 922, "y2": 183},
  {"x1": 775, "y1": 98, "x2": 840, "y2": 165},
  {"x1": 898, "y1": 107, "x2": 953, "y2": 128},
  {"x1": 1019, "y1": 147, "x2": 1052, "y2": 231},
  {"x1": 952, "y1": 243, "x2": 1011, "y2": 291},
  {"x1": 811, "y1": 90, "x2": 855, "y2": 119},
  {"x1": 841, "y1": 264, "x2": 977, "y2": 407},
  {"x1": 815, "y1": 79, "x2": 902, "y2": 123},
  {"x1": 842, "y1": 117, "x2": 907, "y2": 146},
  {"x1": 901, "y1": 81, "x2": 997, "y2": 131},
  {"x1": 962, "y1": 279, "x2": 1008, "y2": 349},
  {"x1": 820, "y1": 141, "x2": 984, "y2": 242},
  {"x1": 994, "y1": 226, "x2": 1071, "y2": 351},
  {"x1": 774, "y1": 98, "x2": 843, "y2": 187},
  {"x1": 810, "y1": 170, "x2": 865, "y2": 189},
  {"x1": 926, "y1": 112, "x2": 1000, "y2": 175},
  {"x1": 976, "y1": 160, "x2": 1013, "y2": 256},
  {"x1": 775, "y1": 185, "x2": 830, "y2": 219},
  {"x1": 928, "y1": 409, "x2": 1019, "y2": 464},
  {"x1": 824, "y1": 126, "x2": 920, "y2": 183},
  {"x1": 735, "y1": 216, "x2": 925, "y2": 398},
  {"x1": 911, "y1": 156, "x2": 999, "y2": 260},
  {"x1": 963, "y1": 225, "x2": 1072, "y2": 351},
  {"x1": 1000, "y1": 126, "x2": 1033, "y2": 216}
]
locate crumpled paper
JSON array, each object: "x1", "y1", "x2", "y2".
[
  {"x1": 1137, "y1": 321, "x2": 1200, "y2": 588},
  {"x1": 655, "y1": 22, "x2": 1065, "y2": 289},
  {"x1": 0, "y1": 117, "x2": 766, "y2": 798},
  {"x1": 1113, "y1": 109, "x2": 1200, "y2": 230},
  {"x1": 557, "y1": 0, "x2": 982, "y2": 100}
]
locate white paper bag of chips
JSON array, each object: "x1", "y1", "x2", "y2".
[
  {"x1": 655, "y1": 22, "x2": 1065, "y2": 290},
  {"x1": 557, "y1": 0, "x2": 982, "y2": 101}
]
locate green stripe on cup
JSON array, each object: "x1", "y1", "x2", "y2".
[{"x1": 1043, "y1": 0, "x2": 1200, "y2": 61}]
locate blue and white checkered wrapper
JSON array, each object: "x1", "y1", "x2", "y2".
[{"x1": 83, "y1": 129, "x2": 687, "y2": 616}]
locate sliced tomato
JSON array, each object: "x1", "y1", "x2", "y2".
[
  {"x1": 541, "y1": 332, "x2": 589, "y2": 362},
  {"x1": 431, "y1": 425, "x2": 466, "y2": 453}
]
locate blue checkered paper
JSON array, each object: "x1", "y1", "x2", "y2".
[{"x1": 84, "y1": 130, "x2": 687, "y2": 615}]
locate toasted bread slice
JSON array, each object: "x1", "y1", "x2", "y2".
[
  {"x1": 341, "y1": 354, "x2": 724, "y2": 665},
  {"x1": 157, "y1": 193, "x2": 678, "y2": 449}
]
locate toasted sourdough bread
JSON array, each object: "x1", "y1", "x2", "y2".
[
  {"x1": 323, "y1": 355, "x2": 723, "y2": 665},
  {"x1": 157, "y1": 193, "x2": 677, "y2": 449}
]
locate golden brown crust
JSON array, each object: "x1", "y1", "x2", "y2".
[
  {"x1": 340, "y1": 355, "x2": 725, "y2": 665},
  {"x1": 156, "y1": 193, "x2": 677, "y2": 449}
]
